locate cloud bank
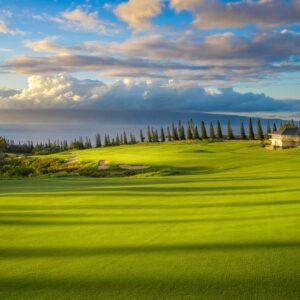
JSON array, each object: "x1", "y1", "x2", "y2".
[{"x1": 0, "y1": 74, "x2": 298, "y2": 112}]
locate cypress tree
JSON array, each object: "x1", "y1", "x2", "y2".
[
  {"x1": 240, "y1": 122, "x2": 247, "y2": 140},
  {"x1": 147, "y1": 126, "x2": 152, "y2": 142},
  {"x1": 249, "y1": 118, "x2": 255, "y2": 140},
  {"x1": 172, "y1": 123, "x2": 179, "y2": 141},
  {"x1": 178, "y1": 121, "x2": 186, "y2": 140},
  {"x1": 267, "y1": 121, "x2": 271, "y2": 134},
  {"x1": 116, "y1": 133, "x2": 120, "y2": 146},
  {"x1": 140, "y1": 130, "x2": 145, "y2": 142},
  {"x1": 95, "y1": 133, "x2": 101, "y2": 147},
  {"x1": 273, "y1": 122, "x2": 277, "y2": 132},
  {"x1": 160, "y1": 127, "x2": 166, "y2": 142},
  {"x1": 227, "y1": 120, "x2": 234, "y2": 140},
  {"x1": 216, "y1": 120, "x2": 223, "y2": 139},
  {"x1": 167, "y1": 126, "x2": 172, "y2": 141},
  {"x1": 257, "y1": 119, "x2": 264, "y2": 140},
  {"x1": 201, "y1": 121, "x2": 208, "y2": 139},
  {"x1": 209, "y1": 122, "x2": 215, "y2": 140},
  {"x1": 123, "y1": 132, "x2": 128, "y2": 144},
  {"x1": 193, "y1": 126, "x2": 200, "y2": 140},
  {"x1": 187, "y1": 123, "x2": 193, "y2": 140}
]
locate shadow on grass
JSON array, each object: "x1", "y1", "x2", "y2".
[{"x1": 0, "y1": 241, "x2": 299, "y2": 258}]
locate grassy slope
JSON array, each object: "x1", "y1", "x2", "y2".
[{"x1": 0, "y1": 141, "x2": 299, "y2": 299}]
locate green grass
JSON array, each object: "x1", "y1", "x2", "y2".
[{"x1": 0, "y1": 141, "x2": 299, "y2": 299}]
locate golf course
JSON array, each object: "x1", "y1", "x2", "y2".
[{"x1": 0, "y1": 141, "x2": 299, "y2": 299}]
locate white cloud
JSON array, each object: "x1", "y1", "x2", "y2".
[
  {"x1": 0, "y1": 74, "x2": 299, "y2": 112},
  {"x1": 0, "y1": 21, "x2": 24, "y2": 35},
  {"x1": 114, "y1": 0, "x2": 163, "y2": 31}
]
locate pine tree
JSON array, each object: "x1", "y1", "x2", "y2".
[
  {"x1": 240, "y1": 122, "x2": 247, "y2": 140},
  {"x1": 147, "y1": 126, "x2": 152, "y2": 142},
  {"x1": 140, "y1": 130, "x2": 145, "y2": 142},
  {"x1": 201, "y1": 121, "x2": 208, "y2": 139},
  {"x1": 273, "y1": 122, "x2": 277, "y2": 132},
  {"x1": 95, "y1": 133, "x2": 101, "y2": 147},
  {"x1": 160, "y1": 127, "x2": 165, "y2": 142},
  {"x1": 172, "y1": 123, "x2": 179, "y2": 141},
  {"x1": 187, "y1": 123, "x2": 193, "y2": 140},
  {"x1": 267, "y1": 121, "x2": 271, "y2": 134},
  {"x1": 178, "y1": 121, "x2": 186, "y2": 140},
  {"x1": 216, "y1": 120, "x2": 223, "y2": 139},
  {"x1": 123, "y1": 132, "x2": 128, "y2": 144},
  {"x1": 193, "y1": 126, "x2": 200, "y2": 140},
  {"x1": 227, "y1": 120, "x2": 234, "y2": 140},
  {"x1": 209, "y1": 122, "x2": 215, "y2": 140},
  {"x1": 249, "y1": 118, "x2": 255, "y2": 140},
  {"x1": 257, "y1": 119, "x2": 264, "y2": 140},
  {"x1": 116, "y1": 133, "x2": 120, "y2": 146},
  {"x1": 167, "y1": 126, "x2": 172, "y2": 141}
]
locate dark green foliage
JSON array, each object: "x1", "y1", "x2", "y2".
[
  {"x1": 217, "y1": 120, "x2": 223, "y2": 139},
  {"x1": 193, "y1": 126, "x2": 200, "y2": 140},
  {"x1": 123, "y1": 132, "x2": 128, "y2": 145},
  {"x1": 187, "y1": 124, "x2": 193, "y2": 140},
  {"x1": 172, "y1": 124, "x2": 179, "y2": 141},
  {"x1": 178, "y1": 121, "x2": 186, "y2": 140},
  {"x1": 201, "y1": 121, "x2": 208, "y2": 139},
  {"x1": 227, "y1": 120, "x2": 234, "y2": 140},
  {"x1": 140, "y1": 130, "x2": 145, "y2": 142},
  {"x1": 267, "y1": 121, "x2": 271, "y2": 134},
  {"x1": 160, "y1": 128, "x2": 166, "y2": 142},
  {"x1": 147, "y1": 126, "x2": 152, "y2": 142},
  {"x1": 248, "y1": 118, "x2": 255, "y2": 140},
  {"x1": 240, "y1": 122, "x2": 247, "y2": 140},
  {"x1": 273, "y1": 123, "x2": 277, "y2": 132},
  {"x1": 209, "y1": 122, "x2": 215, "y2": 140},
  {"x1": 257, "y1": 119, "x2": 264, "y2": 141},
  {"x1": 0, "y1": 137, "x2": 7, "y2": 153},
  {"x1": 167, "y1": 126, "x2": 172, "y2": 141}
]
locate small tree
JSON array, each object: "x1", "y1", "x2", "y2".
[
  {"x1": 248, "y1": 118, "x2": 255, "y2": 140},
  {"x1": 167, "y1": 126, "x2": 172, "y2": 141},
  {"x1": 95, "y1": 133, "x2": 102, "y2": 148},
  {"x1": 147, "y1": 126, "x2": 152, "y2": 142},
  {"x1": 273, "y1": 122, "x2": 277, "y2": 132},
  {"x1": 140, "y1": 130, "x2": 145, "y2": 142},
  {"x1": 267, "y1": 121, "x2": 271, "y2": 135},
  {"x1": 201, "y1": 121, "x2": 208, "y2": 139},
  {"x1": 227, "y1": 120, "x2": 234, "y2": 140},
  {"x1": 172, "y1": 123, "x2": 179, "y2": 141},
  {"x1": 187, "y1": 124, "x2": 193, "y2": 140},
  {"x1": 209, "y1": 122, "x2": 215, "y2": 140},
  {"x1": 193, "y1": 126, "x2": 200, "y2": 140},
  {"x1": 216, "y1": 120, "x2": 223, "y2": 139},
  {"x1": 123, "y1": 132, "x2": 128, "y2": 145},
  {"x1": 0, "y1": 137, "x2": 7, "y2": 153},
  {"x1": 178, "y1": 121, "x2": 186, "y2": 140},
  {"x1": 257, "y1": 119, "x2": 264, "y2": 140},
  {"x1": 160, "y1": 127, "x2": 166, "y2": 142},
  {"x1": 240, "y1": 122, "x2": 247, "y2": 140}
]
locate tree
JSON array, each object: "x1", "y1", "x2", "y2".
[
  {"x1": 160, "y1": 127, "x2": 165, "y2": 142},
  {"x1": 209, "y1": 122, "x2": 215, "y2": 140},
  {"x1": 0, "y1": 137, "x2": 7, "y2": 153},
  {"x1": 227, "y1": 120, "x2": 234, "y2": 140},
  {"x1": 240, "y1": 122, "x2": 247, "y2": 140},
  {"x1": 248, "y1": 118, "x2": 255, "y2": 140},
  {"x1": 216, "y1": 120, "x2": 223, "y2": 139},
  {"x1": 267, "y1": 121, "x2": 271, "y2": 135},
  {"x1": 193, "y1": 126, "x2": 200, "y2": 140},
  {"x1": 201, "y1": 121, "x2": 208, "y2": 139},
  {"x1": 147, "y1": 126, "x2": 152, "y2": 142},
  {"x1": 187, "y1": 123, "x2": 193, "y2": 140},
  {"x1": 167, "y1": 126, "x2": 172, "y2": 141},
  {"x1": 273, "y1": 122, "x2": 277, "y2": 132},
  {"x1": 140, "y1": 130, "x2": 145, "y2": 142},
  {"x1": 116, "y1": 133, "x2": 120, "y2": 146},
  {"x1": 123, "y1": 132, "x2": 128, "y2": 144},
  {"x1": 178, "y1": 121, "x2": 186, "y2": 140},
  {"x1": 172, "y1": 123, "x2": 179, "y2": 141},
  {"x1": 95, "y1": 134, "x2": 102, "y2": 148},
  {"x1": 257, "y1": 119, "x2": 264, "y2": 140}
]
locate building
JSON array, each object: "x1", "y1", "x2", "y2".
[{"x1": 270, "y1": 128, "x2": 300, "y2": 149}]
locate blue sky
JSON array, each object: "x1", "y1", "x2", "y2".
[{"x1": 0, "y1": 0, "x2": 300, "y2": 112}]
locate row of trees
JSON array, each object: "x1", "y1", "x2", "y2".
[{"x1": 0, "y1": 118, "x2": 295, "y2": 154}]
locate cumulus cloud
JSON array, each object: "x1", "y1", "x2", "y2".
[
  {"x1": 170, "y1": 0, "x2": 300, "y2": 29},
  {"x1": 0, "y1": 74, "x2": 299, "y2": 112},
  {"x1": 114, "y1": 0, "x2": 163, "y2": 31},
  {"x1": 0, "y1": 20, "x2": 24, "y2": 35},
  {"x1": 24, "y1": 37, "x2": 71, "y2": 54}
]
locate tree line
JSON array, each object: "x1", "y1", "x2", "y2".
[{"x1": 0, "y1": 118, "x2": 296, "y2": 155}]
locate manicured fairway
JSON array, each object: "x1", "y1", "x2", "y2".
[{"x1": 0, "y1": 141, "x2": 299, "y2": 299}]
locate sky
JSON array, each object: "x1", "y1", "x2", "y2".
[{"x1": 0, "y1": 0, "x2": 300, "y2": 114}]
